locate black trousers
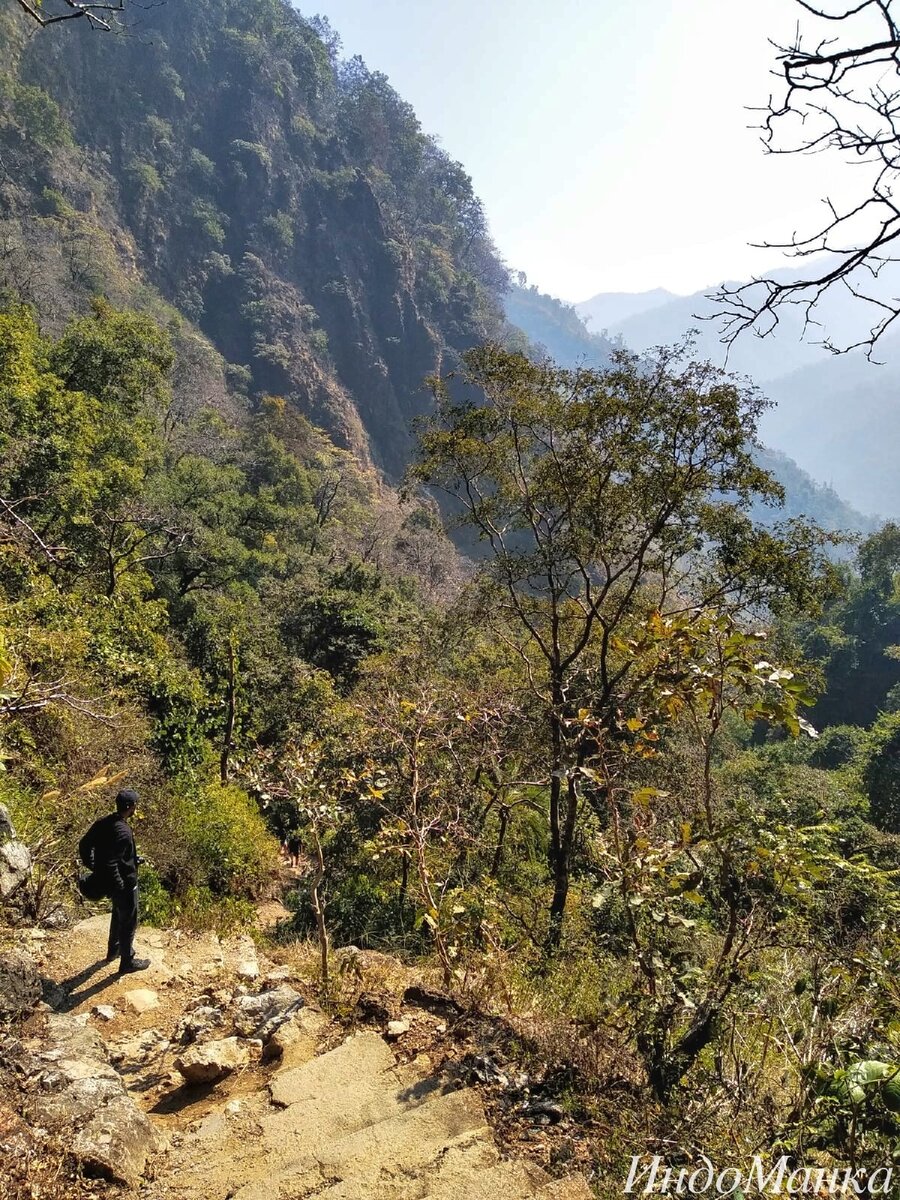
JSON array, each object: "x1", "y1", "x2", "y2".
[{"x1": 107, "y1": 885, "x2": 138, "y2": 965}]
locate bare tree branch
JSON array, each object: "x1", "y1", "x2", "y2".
[
  {"x1": 12, "y1": 0, "x2": 125, "y2": 30},
  {"x1": 714, "y1": 0, "x2": 900, "y2": 357}
]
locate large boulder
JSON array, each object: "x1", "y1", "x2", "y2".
[
  {"x1": 0, "y1": 838, "x2": 31, "y2": 900},
  {"x1": 0, "y1": 952, "x2": 41, "y2": 1023},
  {"x1": 174, "y1": 1036, "x2": 249, "y2": 1084}
]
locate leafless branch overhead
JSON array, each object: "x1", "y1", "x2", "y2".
[{"x1": 715, "y1": 1, "x2": 900, "y2": 357}]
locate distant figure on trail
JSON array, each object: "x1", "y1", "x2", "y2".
[
  {"x1": 287, "y1": 833, "x2": 301, "y2": 868},
  {"x1": 78, "y1": 789, "x2": 150, "y2": 975}
]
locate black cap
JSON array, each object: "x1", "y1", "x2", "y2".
[{"x1": 115, "y1": 789, "x2": 139, "y2": 814}]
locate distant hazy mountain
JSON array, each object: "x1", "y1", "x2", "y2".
[
  {"x1": 762, "y1": 342, "x2": 900, "y2": 518},
  {"x1": 572, "y1": 269, "x2": 900, "y2": 518},
  {"x1": 503, "y1": 284, "x2": 874, "y2": 536},
  {"x1": 576, "y1": 284, "x2": 824, "y2": 382},
  {"x1": 575, "y1": 288, "x2": 675, "y2": 334}
]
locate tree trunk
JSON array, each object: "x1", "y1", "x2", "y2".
[
  {"x1": 219, "y1": 639, "x2": 236, "y2": 786},
  {"x1": 310, "y1": 822, "x2": 329, "y2": 997},
  {"x1": 489, "y1": 805, "x2": 509, "y2": 878},
  {"x1": 546, "y1": 688, "x2": 572, "y2": 950}
]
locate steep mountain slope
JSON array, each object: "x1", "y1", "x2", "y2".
[
  {"x1": 763, "y1": 344, "x2": 900, "y2": 517},
  {"x1": 1, "y1": 0, "x2": 510, "y2": 479},
  {"x1": 505, "y1": 284, "x2": 617, "y2": 367}
]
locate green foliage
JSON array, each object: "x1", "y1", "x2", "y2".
[
  {"x1": 191, "y1": 200, "x2": 227, "y2": 246},
  {"x1": 809, "y1": 723, "x2": 867, "y2": 769},
  {"x1": 0, "y1": 77, "x2": 72, "y2": 148},
  {"x1": 187, "y1": 147, "x2": 216, "y2": 182},
  {"x1": 127, "y1": 159, "x2": 163, "y2": 194},
  {"x1": 796, "y1": 523, "x2": 900, "y2": 729},
  {"x1": 861, "y1": 711, "x2": 900, "y2": 832},
  {"x1": 263, "y1": 210, "x2": 295, "y2": 250},
  {"x1": 0, "y1": 299, "x2": 439, "y2": 929}
]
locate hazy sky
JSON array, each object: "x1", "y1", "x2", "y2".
[{"x1": 306, "y1": 0, "x2": 859, "y2": 303}]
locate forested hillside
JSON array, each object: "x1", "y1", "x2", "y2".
[{"x1": 7, "y1": 3, "x2": 900, "y2": 1196}]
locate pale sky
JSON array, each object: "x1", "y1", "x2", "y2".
[{"x1": 305, "y1": 0, "x2": 862, "y2": 302}]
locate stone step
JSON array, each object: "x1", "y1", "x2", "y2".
[
  {"x1": 421, "y1": 1156, "x2": 550, "y2": 1200},
  {"x1": 537, "y1": 1177, "x2": 594, "y2": 1199},
  {"x1": 235, "y1": 1087, "x2": 490, "y2": 1200}
]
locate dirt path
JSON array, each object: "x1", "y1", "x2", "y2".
[{"x1": 26, "y1": 916, "x2": 592, "y2": 1200}]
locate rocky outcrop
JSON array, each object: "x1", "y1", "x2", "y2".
[
  {"x1": 7, "y1": 0, "x2": 509, "y2": 482},
  {"x1": 0, "y1": 950, "x2": 41, "y2": 1023},
  {"x1": 232, "y1": 983, "x2": 305, "y2": 1041},
  {"x1": 10, "y1": 1012, "x2": 163, "y2": 1187},
  {"x1": 0, "y1": 803, "x2": 32, "y2": 903},
  {"x1": 152, "y1": 1030, "x2": 591, "y2": 1200}
]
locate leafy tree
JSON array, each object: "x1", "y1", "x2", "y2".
[
  {"x1": 414, "y1": 342, "x2": 833, "y2": 941},
  {"x1": 797, "y1": 524, "x2": 900, "y2": 729}
]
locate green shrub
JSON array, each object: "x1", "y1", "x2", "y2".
[
  {"x1": 6, "y1": 81, "x2": 73, "y2": 148},
  {"x1": 190, "y1": 200, "x2": 227, "y2": 247},
  {"x1": 188, "y1": 147, "x2": 216, "y2": 182},
  {"x1": 127, "y1": 159, "x2": 163, "y2": 194},
  {"x1": 862, "y1": 711, "x2": 900, "y2": 831},
  {"x1": 810, "y1": 724, "x2": 866, "y2": 769},
  {"x1": 262, "y1": 211, "x2": 294, "y2": 250},
  {"x1": 151, "y1": 779, "x2": 278, "y2": 901}
]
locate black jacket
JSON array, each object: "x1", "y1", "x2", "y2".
[{"x1": 78, "y1": 813, "x2": 138, "y2": 893}]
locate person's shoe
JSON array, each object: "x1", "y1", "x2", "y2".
[
  {"x1": 118, "y1": 957, "x2": 151, "y2": 975},
  {"x1": 105, "y1": 950, "x2": 118, "y2": 963}
]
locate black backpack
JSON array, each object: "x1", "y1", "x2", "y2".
[
  {"x1": 78, "y1": 821, "x2": 98, "y2": 870},
  {"x1": 77, "y1": 870, "x2": 108, "y2": 901},
  {"x1": 77, "y1": 819, "x2": 108, "y2": 900}
]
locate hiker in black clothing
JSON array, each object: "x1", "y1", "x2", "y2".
[{"x1": 78, "y1": 789, "x2": 150, "y2": 974}]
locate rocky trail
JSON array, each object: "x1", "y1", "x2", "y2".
[{"x1": 0, "y1": 914, "x2": 593, "y2": 1199}]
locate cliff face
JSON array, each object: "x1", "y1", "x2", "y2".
[{"x1": 1, "y1": 0, "x2": 509, "y2": 477}]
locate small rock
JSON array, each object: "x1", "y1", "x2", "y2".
[
  {"x1": 92, "y1": 1005, "x2": 116, "y2": 1022},
  {"x1": 122, "y1": 989, "x2": 159, "y2": 1014},
  {"x1": 522, "y1": 1100, "x2": 564, "y2": 1123},
  {"x1": 176, "y1": 1004, "x2": 224, "y2": 1044},
  {"x1": 265, "y1": 965, "x2": 292, "y2": 982},
  {"x1": 263, "y1": 1018, "x2": 300, "y2": 1061},
  {"x1": 174, "y1": 1036, "x2": 249, "y2": 1085},
  {"x1": 386, "y1": 1018, "x2": 411, "y2": 1039},
  {"x1": 236, "y1": 960, "x2": 259, "y2": 980},
  {"x1": 225, "y1": 1099, "x2": 241, "y2": 1115},
  {"x1": 233, "y1": 984, "x2": 304, "y2": 1040}
]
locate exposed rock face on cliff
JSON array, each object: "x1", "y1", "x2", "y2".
[{"x1": 1, "y1": 0, "x2": 510, "y2": 478}]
